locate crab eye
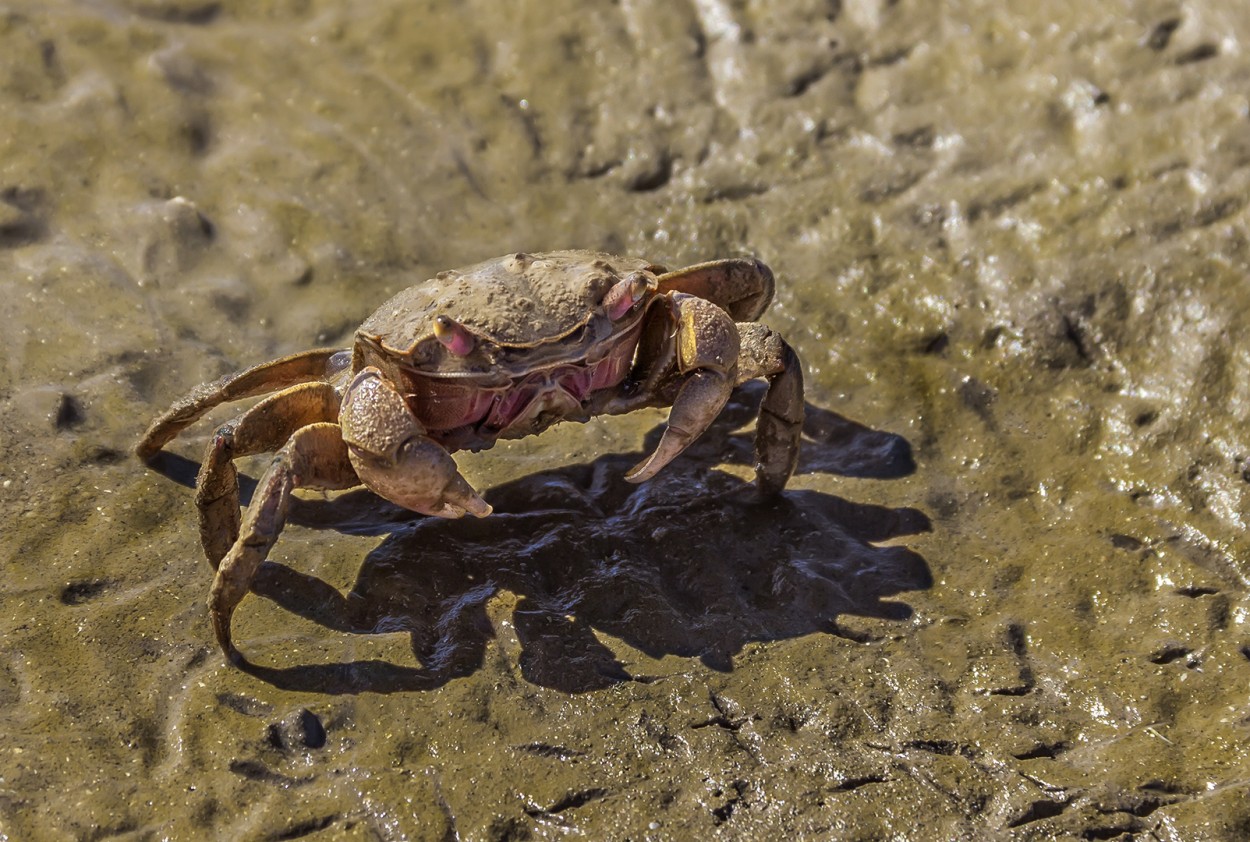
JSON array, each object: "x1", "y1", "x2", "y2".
[
  {"x1": 602, "y1": 272, "x2": 653, "y2": 320},
  {"x1": 433, "y1": 315, "x2": 475, "y2": 356}
]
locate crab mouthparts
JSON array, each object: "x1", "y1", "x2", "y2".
[
  {"x1": 409, "y1": 319, "x2": 644, "y2": 444},
  {"x1": 486, "y1": 364, "x2": 602, "y2": 433}
]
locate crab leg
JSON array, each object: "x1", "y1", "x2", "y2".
[
  {"x1": 736, "y1": 323, "x2": 804, "y2": 496},
  {"x1": 136, "y1": 348, "x2": 347, "y2": 460},
  {"x1": 340, "y1": 368, "x2": 492, "y2": 519},
  {"x1": 625, "y1": 294, "x2": 739, "y2": 484},
  {"x1": 210, "y1": 421, "x2": 359, "y2": 663},
  {"x1": 656, "y1": 257, "x2": 775, "y2": 321},
  {"x1": 195, "y1": 381, "x2": 344, "y2": 567}
]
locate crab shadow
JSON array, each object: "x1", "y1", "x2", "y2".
[{"x1": 181, "y1": 383, "x2": 932, "y2": 693}]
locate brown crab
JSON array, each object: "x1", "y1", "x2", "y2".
[{"x1": 137, "y1": 250, "x2": 804, "y2": 663}]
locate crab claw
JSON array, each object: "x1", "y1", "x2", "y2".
[
  {"x1": 385, "y1": 435, "x2": 493, "y2": 519},
  {"x1": 433, "y1": 314, "x2": 475, "y2": 356},
  {"x1": 603, "y1": 272, "x2": 655, "y2": 321},
  {"x1": 340, "y1": 368, "x2": 492, "y2": 519},
  {"x1": 625, "y1": 293, "x2": 739, "y2": 484},
  {"x1": 625, "y1": 369, "x2": 732, "y2": 484}
]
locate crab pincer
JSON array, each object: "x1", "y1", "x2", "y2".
[{"x1": 340, "y1": 368, "x2": 492, "y2": 519}]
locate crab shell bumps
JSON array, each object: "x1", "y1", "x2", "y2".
[{"x1": 137, "y1": 250, "x2": 804, "y2": 664}]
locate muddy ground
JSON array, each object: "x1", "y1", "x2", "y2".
[{"x1": 2, "y1": 0, "x2": 1249, "y2": 839}]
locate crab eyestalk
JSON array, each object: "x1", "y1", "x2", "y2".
[
  {"x1": 603, "y1": 272, "x2": 654, "y2": 320},
  {"x1": 433, "y1": 315, "x2": 475, "y2": 356}
]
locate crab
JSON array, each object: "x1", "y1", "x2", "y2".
[{"x1": 137, "y1": 250, "x2": 804, "y2": 663}]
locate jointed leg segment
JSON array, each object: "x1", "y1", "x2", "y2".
[
  {"x1": 196, "y1": 381, "x2": 343, "y2": 566},
  {"x1": 632, "y1": 256, "x2": 801, "y2": 493},
  {"x1": 736, "y1": 323, "x2": 804, "y2": 495},
  {"x1": 209, "y1": 421, "x2": 359, "y2": 662},
  {"x1": 135, "y1": 348, "x2": 346, "y2": 460},
  {"x1": 625, "y1": 294, "x2": 740, "y2": 484},
  {"x1": 656, "y1": 257, "x2": 775, "y2": 321}
]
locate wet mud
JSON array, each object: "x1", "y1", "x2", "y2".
[{"x1": 2, "y1": 0, "x2": 1250, "y2": 839}]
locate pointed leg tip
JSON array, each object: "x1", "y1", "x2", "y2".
[
  {"x1": 456, "y1": 491, "x2": 492, "y2": 518},
  {"x1": 755, "y1": 483, "x2": 784, "y2": 500},
  {"x1": 753, "y1": 471, "x2": 791, "y2": 500},
  {"x1": 214, "y1": 623, "x2": 246, "y2": 667},
  {"x1": 624, "y1": 458, "x2": 656, "y2": 484},
  {"x1": 432, "y1": 495, "x2": 491, "y2": 518}
]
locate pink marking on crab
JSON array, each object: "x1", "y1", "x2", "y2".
[
  {"x1": 603, "y1": 272, "x2": 653, "y2": 321},
  {"x1": 589, "y1": 327, "x2": 638, "y2": 390},
  {"x1": 433, "y1": 315, "x2": 475, "y2": 356},
  {"x1": 409, "y1": 377, "x2": 497, "y2": 431}
]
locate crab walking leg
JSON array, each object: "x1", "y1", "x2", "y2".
[
  {"x1": 626, "y1": 294, "x2": 740, "y2": 484},
  {"x1": 196, "y1": 381, "x2": 344, "y2": 567},
  {"x1": 736, "y1": 323, "x2": 804, "y2": 496},
  {"x1": 656, "y1": 257, "x2": 775, "y2": 321},
  {"x1": 339, "y1": 367, "x2": 492, "y2": 519},
  {"x1": 209, "y1": 422, "x2": 359, "y2": 662},
  {"x1": 136, "y1": 348, "x2": 347, "y2": 460}
]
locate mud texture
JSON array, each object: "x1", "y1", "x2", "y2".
[{"x1": 2, "y1": 1, "x2": 1250, "y2": 839}]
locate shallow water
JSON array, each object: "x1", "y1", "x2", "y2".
[{"x1": 3, "y1": 0, "x2": 1250, "y2": 838}]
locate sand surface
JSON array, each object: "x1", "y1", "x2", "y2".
[{"x1": 2, "y1": 1, "x2": 1249, "y2": 838}]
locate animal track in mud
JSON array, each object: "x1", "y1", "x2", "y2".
[
  {"x1": 901, "y1": 738, "x2": 973, "y2": 758},
  {"x1": 215, "y1": 692, "x2": 273, "y2": 717},
  {"x1": 1149, "y1": 644, "x2": 1198, "y2": 667},
  {"x1": 59, "y1": 578, "x2": 117, "y2": 606},
  {"x1": 0, "y1": 662, "x2": 20, "y2": 707},
  {"x1": 634, "y1": 710, "x2": 689, "y2": 755},
  {"x1": 1007, "y1": 798, "x2": 1069, "y2": 829},
  {"x1": 129, "y1": 2, "x2": 221, "y2": 25},
  {"x1": 694, "y1": 690, "x2": 751, "y2": 732},
  {"x1": 710, "y1": 780, "x2": 748, "y2": 825},
  {"x1": 515, "y1": 742, "x2": 586, "y2": 760},
  {"x1": 0, "y1": 186, "x2": 48, "y2": 248},
  {"x1": 1176, "y1": 43, "x2": 1219, "y2": 65},
  {"x1": 1109, "y1": 533, "x2": 1144, "y2": 551},
  {"x1": 691, "y1": 714, "x2": 747, "y2": 732},
  {"x1": 269, "y1": 814, "x2": 341, "y2": 840},
  {"x1": 1146, "y1": 18, "x2": 1181, "y2": 51},
  {"x1": 1012, "y1": 742, "x2": 1069, "y2": 761},
  {"x1": 227, "y1": 758, "x2": 312, "y2": 787},
  {"x1": 524, "y1": 788, "x2": 611, "y2": 819},
  {"x1": 826, "y1": 773, "x2": 889, "y2": 793}
]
